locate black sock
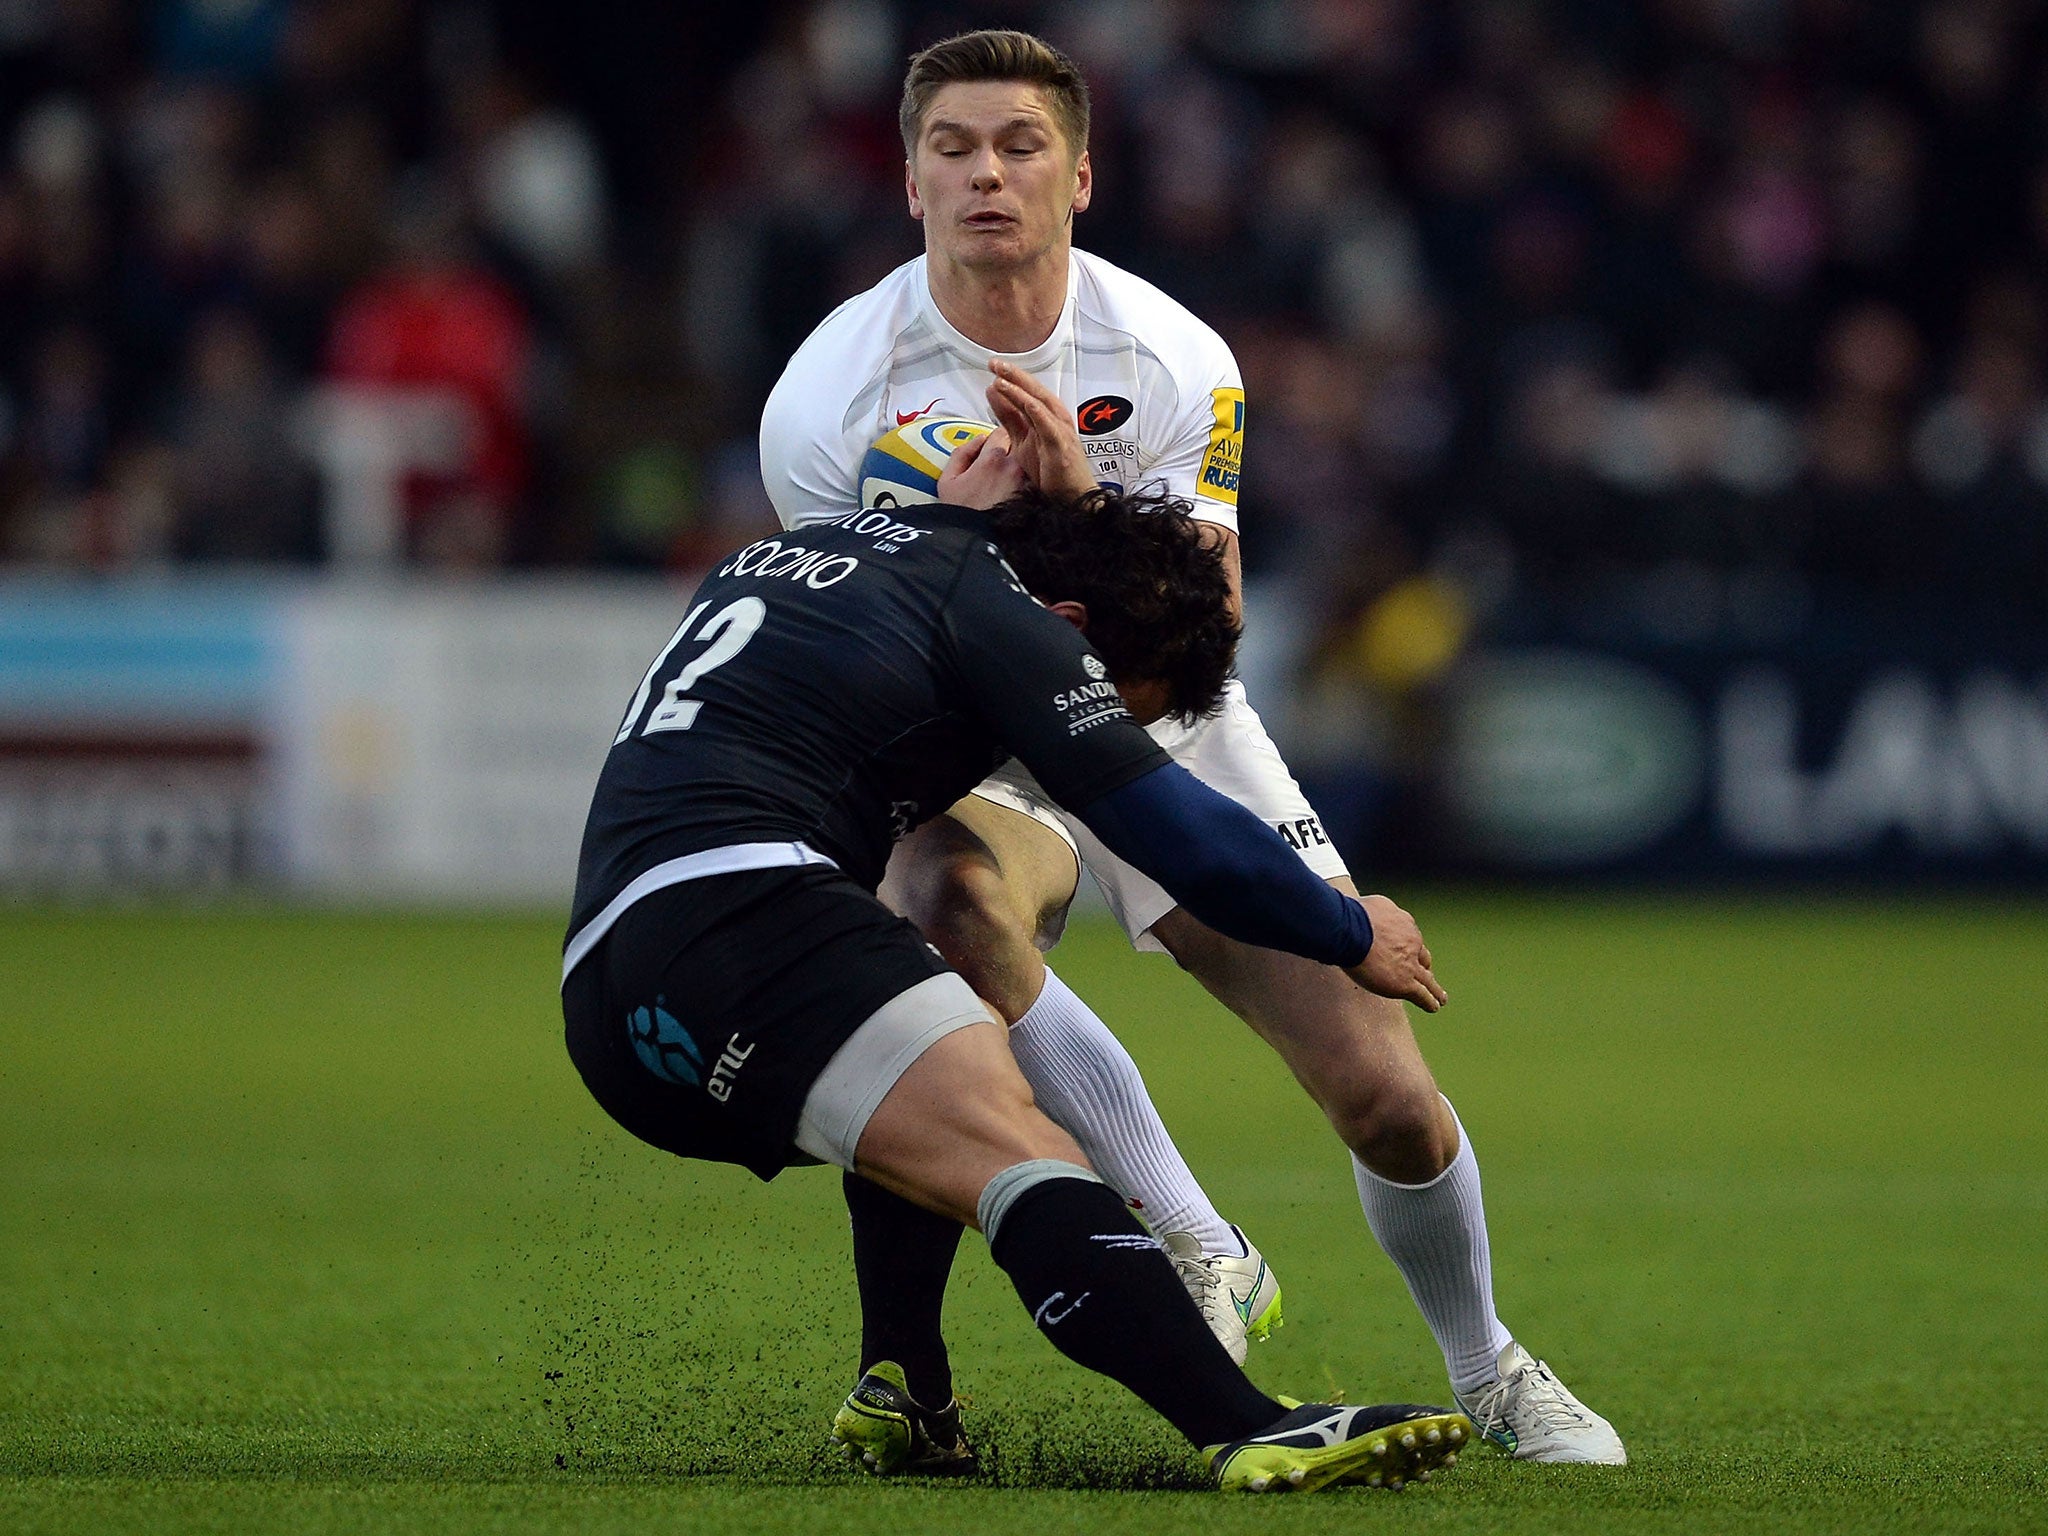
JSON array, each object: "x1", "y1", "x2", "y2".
[
  {"x1": 844, "y1": 1171, "x2": 963, "y2": 1407},
  {"x1": 987, "y1": 1175, "x2": 1284, "y2": 1448}
]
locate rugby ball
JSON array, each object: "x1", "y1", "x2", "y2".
[{"x1": 858, "y1": 417, "x2": 995, "y2": 508}]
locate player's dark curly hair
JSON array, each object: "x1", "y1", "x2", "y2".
[{"x1": 986, "y1": 486, "x2": 1239, "y2": 725}]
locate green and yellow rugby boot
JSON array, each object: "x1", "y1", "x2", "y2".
[
  {"x1": 830, "y1": 1361, "x2": 977, "y2": 1477},
  {"x1": 1205, "y1": 1402, "x2": 1470, "y2": 1493}
]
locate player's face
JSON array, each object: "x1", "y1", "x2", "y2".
[{"x1": 907, "y1": 81, "x2": 1092, "y2": 273}]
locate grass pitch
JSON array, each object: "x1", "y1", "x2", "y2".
[{"x1": 2, "y1": 894, "x2": 2043, "y2": 1534}]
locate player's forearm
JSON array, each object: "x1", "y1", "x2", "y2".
[
  {"x1": 1073, "y1": 763, "x2": 1370, "y2": 966},
  {"x1": 1198, "y1": 523, "x2": 1244, "y2": 628}
]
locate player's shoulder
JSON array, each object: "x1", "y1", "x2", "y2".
[
  {"x1": 1070, "y1": 248, "x2": 1237, "y2": 381},
  {"x1": 764, "y1": 258, "x2": 927, "y2": 430},
  {"x1": 882, "y1": 509, "x2": 1043, "y2": 634},
  {"x1": 895, "y1": 509, "x2": 1036, "y2": 606}
]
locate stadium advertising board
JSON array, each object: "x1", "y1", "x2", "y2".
[
  {"x1": 0, "y1": 580, "x2": 278, "y2": 892},
  {"x1": 4, "y1": 577, "x2": 2041, "y2": 894},
  {"x1": 0, "y1": 577, "x2": 685, "y2": 901},
  {"x1": 272, "y1": 580, "x2": 686, "y2": 901},
  {"x1": 1434, "y1": 638, "x2": 2048, "y2": 878}
]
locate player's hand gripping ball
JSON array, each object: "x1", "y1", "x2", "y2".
[{"x1": 859, "y1": 417, "x2": 995, "y2": 509}]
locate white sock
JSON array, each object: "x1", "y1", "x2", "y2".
[
  {"x1": 1353, "y1": 1098, "x2": 1514, "y2": 1397},
  {"x1": 1007, "y1": 967, "x2": 1237, "y2": 1252}
]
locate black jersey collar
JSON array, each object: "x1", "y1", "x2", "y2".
[{"x1": 902, "y1": 502, "x2": 997, "y2": 538}]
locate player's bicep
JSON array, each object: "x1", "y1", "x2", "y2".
[
  {"x1": 760, "y1": 388, "x2": 862, "y2": 530},
  {"x1": 1149, "y1": 383, "x2": 1244, "y2": 532}
]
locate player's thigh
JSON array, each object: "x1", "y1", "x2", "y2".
[
  {"x1": 1148, "y1": 885, "x2": 1422, "y2": 1086},
  {"x1": 880, "y1": 779, "x2": 1081, "y2": 949},
  {"x1": 946, "y1": 790, "x2": 1081, "y2": 939},
  {"x1": 850, "y1": 1018, "x2": 1088, "y2": 1228}
]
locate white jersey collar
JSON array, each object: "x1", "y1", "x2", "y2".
[{"x1": 914, "y1": 254, "x2": 1079, "y2": 373}]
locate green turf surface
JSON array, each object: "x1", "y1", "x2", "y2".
[{"x1": 2, "y1": 896, "x2": 2043, "y2": 1534}]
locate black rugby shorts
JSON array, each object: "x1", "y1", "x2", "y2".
[{"x1": 561, "y1": 864, "x2": 950, "y2": 1180}]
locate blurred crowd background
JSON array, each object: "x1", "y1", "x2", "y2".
[{"x1": 5, "y1": 0, "x2": 2046, "y2": 648}]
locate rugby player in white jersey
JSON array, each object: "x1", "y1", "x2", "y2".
[{"x1": 759, "y1": 29, "x2": 1624, "y2": 1469}]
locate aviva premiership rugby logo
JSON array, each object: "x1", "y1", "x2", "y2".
[{"x1": 1200, "y1": 388, "x2": 1244, "y2": 505}]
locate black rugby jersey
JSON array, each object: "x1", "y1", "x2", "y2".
[{"x1": 568, "y1": 505, "x2": 1170, "y2": 945}]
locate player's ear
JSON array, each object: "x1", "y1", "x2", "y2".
[
  {"x1": 1043, "y1": 599, "x2": 1089, "y2": 633},
  {"x1": 1070, "y1": 149, "x2": 1092, "y2": 215},
  {"x1": 906, "y1": 158, "x2": 925, "y2": 220}
]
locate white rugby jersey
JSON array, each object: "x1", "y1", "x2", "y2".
[{"x1": 760, "y1": 249, "x2": 1245, "y2": 534}]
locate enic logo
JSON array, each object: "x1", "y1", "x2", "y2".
[
  {"x1": 628, "y1": 1002, "x2": 703, "y2": 1086},
  {"x1": 1076, "y1": 394, "x2": 1134, "y2": 435},
  {"x1": 627, "y1": 1002, "x2": 755, "y2": 1100}
]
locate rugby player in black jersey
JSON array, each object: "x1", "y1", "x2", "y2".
[{"x1": 561, "y1": 431, "x2": 1462, "y2": 1493}]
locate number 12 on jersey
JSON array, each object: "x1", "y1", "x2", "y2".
[{"x1": 614, "y1": 596, "x2": 768, "y2": 743}]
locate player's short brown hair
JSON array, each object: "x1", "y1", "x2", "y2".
[
  {"x1": 899, "y1": 29, "x2": 1090, "y2": 161},
  {"x1": 988, "y1": 486, "x2": 1238, "y2": 726}
]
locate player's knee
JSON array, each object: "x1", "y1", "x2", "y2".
[
  {"x1": 1014, "y1": 1105, "x2": 1088, "y2": 1168},
  {"x1": 959, "y1": 1044, "x2": 1084, "y2": 1167},
  {"x1": 1326, "y1": 1078, "x2": 1454, "y2": 1183}
]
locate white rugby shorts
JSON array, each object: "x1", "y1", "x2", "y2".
[{"x1": 972, "y1": 680, "x2": 1350, "y2": 952}]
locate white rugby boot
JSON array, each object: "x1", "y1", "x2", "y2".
[
  {"x1": 1455, "y1": 1341, "x2": 1627, "y2": 1464},
  {"x1": 1160, "y1": 1225, "x2": 1282, "y2": 1366}
]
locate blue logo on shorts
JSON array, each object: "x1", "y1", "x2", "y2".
[{"x1": 627, "y1": 1001, "x2": 704, "y2": 1086}]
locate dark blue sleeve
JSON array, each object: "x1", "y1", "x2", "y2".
[{"x1": 1072, "y1": 762, "x2": 1373, "y2": 967}]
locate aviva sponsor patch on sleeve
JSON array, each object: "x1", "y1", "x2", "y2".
[{"x1": 1199, "y1": 388, "x2": 1245, "y2": 505}]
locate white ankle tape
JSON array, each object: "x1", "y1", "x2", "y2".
[{"x1": 977, "y1": 1158, "x2": 1101, "y2": 1245}]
